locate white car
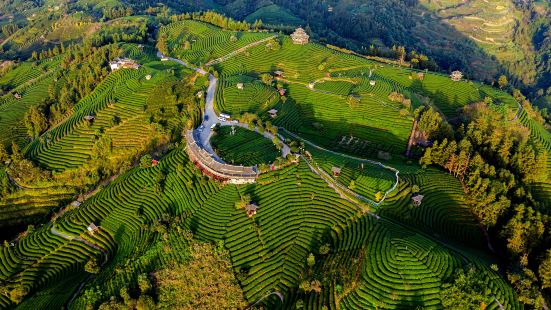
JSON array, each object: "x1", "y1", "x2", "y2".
[
  {"x1": 217, "y1": 116, "x2": 226, "y2": 122},
  {"x1": 231, "y1": 120, "x2": 238, "y2": 124}
]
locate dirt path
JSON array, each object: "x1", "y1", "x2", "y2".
[
  {"x1": 6, "y1": 172, "x2": 33, "y2": 190},
  {"x1": 246, "y1": 291, "x2": 284, "y2": 309},
  {"x1": 205, "y1": 35, "x2": 277, "y2": 66},
  {"x1": 405, "y1": 119, "x2": 418, "y2": 157},
  {"x1": 280, "y1": 128, "x2": 399, "y2": 207},
  {"x1": 50, "y1": 224, "x2": 108, "y2": 264}
]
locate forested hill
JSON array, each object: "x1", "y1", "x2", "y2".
[{"x1": 172, "y1": 0, "x2": 551, "y2": 114}]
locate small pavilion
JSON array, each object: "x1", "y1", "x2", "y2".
[
  {"x1": 331, "y1": 166, "x2": 341, "y2": 177},
  {"x1": 412, "y1": 194, "x2": 424, "y2": 207},
  {"x1": 268, "y1": 109, "x2": 278, "y2": 118},
  {"x1": 450, "y1": 70, "x2": 463, "y2": 82},
  {"x1": 245, "y1": 204, "x2": 258, "y2": 217},
  {"x1": 87, "y1": 223, "x2": 99, "y2": 235},
  {"x1": 290, "y1": 27, "x2": 309, "y2": 45}
]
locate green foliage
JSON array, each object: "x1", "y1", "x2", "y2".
[
  {"x1": 139, "y1": 154, "x2": 153, "y2": 168},
  {"x1": 85, "y1": 258, "x2": 101, "y2": 274},
  {"x1": 440, "y1": 266, "x2": 489, "y2": 310},
  {"x1": 211, "y1": 126, "x2": 279, "y2": 165},
  {"x1": 307, "y1": 253, "x2": 316, "y2": 268},
  {"x1": 9, "y1": 284, "x2": 28, "y2": 304}
]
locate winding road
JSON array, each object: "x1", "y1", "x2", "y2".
[{"x1": 157, "y1": 50, "x2": 290, "y2": 164}]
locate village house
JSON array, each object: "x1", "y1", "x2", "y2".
[
  {"x1": 331, "y1": 166, "x2": 341, "y2": 177},
  {"x1": 109, "y1": 58, "x2": 140, "y2": 71},
  {"x1": 274, "y1": 70, "x2": 284, "y2": 78},
  {"x1": 236, "y1": 83, "x2": 244, "y2": 90},
  {"x1": 412, "y1": 194, "x2": 424, "y2": 207},
  {"x1": 83, "y1": 115, "x2": 95, "y2": 125},
  {"x1": 245, "y1": 204, "x2": 258, "y2": 217},
  {"x1": 450, "y1": 70, "x2": 463, "y2": 82},
  {"x1": 87, "y1": 223, "x2": 99, "y2": 235},
  {"x1": 291, "y1": 27, "x2": 309, "y2": 45},
  {"x1": 268, "y1": 109, "x2": 278, "y2": 118},
  {"x1": 145, "y1": 74, "x2": 152, "y2": 80},
  {"x1": 369, "y1": 80, "x2": 376, "y2": 86},
  {"x1": 278, "y1": 88, "x2": 286, "y2": 96},
  {"x1": 14, "y1": 93, "x2": 22, "y2": 99}
]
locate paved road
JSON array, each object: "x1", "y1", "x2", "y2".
[{"x1": 158, "y1": 50, "x2": 290, "y2": 162}]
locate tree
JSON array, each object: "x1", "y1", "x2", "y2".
[
  {"x1": 9, "y1": 284, "x2": 28, "y2": 304},
  {"x1": 440, "y1": 266, "x2": 488, "y2": 309},
  {"x1": 307, "y1": 253, "x2": 316, "y2": 268},
  {"x1": 538, "y1": 250, "x2": 551, "y2": 289},
  {"x1": 10, "y1": 142, "x2": 22, "y2": 162},
  {"x1": 498, "y1": 75, "x2": 508, "y2": 89},
  {"x1": 183, "y1": 40, "x2": 191, "y2": 50},
  {"x1": 139, "y1": 154, "x2": 152, "y2": 168},
  {"x1": 260, "y1": 73, "x2": 273, "y2": 86},
  {"x1": 85, "y1": 258, "x2": 100, "y2": 274},
  {"x1": 24, "y1": 106, "x2": 48, "y2": 139},
  {"x1": 411, "y1": 185, "x2": 420, "y2": 193},
  {"x1": 374, "y1": 191, "x2": 383, "y2": 202},
  {"x1": 235, "y1": 194, "x2": 251, "y2": 209},
  {"x1": 319, "y1": 244, "x2": 330, "y2": 255},
  {"x1": 0, "y1": 144, "x2": 8, "y2": 163},
  {"x1": 137, "y1": 273, "x2": 152, "y2": 294}
]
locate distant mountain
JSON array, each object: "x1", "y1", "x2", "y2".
[{"x1": 205, "y1": 0, "x2": 551, "y2": 102}]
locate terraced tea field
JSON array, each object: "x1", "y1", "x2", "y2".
[
  {"x1": 214, "y1": 34, "x2": 520, "y2": 157},
  {"x1": 158, "y1": 20, "x2": 273, "y2": 65},
  {"x1": 211, "y1": 126, "x2": 279, "y2": 165},
  {"x1": 24, "y1": 50, "x2": 195, "y2": 171},
  {"x1": 0, "y1": 18, "x2": 544, "y2": 309}
]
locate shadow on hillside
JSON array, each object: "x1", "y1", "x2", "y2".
[{"x1": 281, "y1": 0, "x2": 509, "y2": 83}]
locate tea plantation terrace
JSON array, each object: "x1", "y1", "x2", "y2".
[
  {"x1": 163, "y1": 45, "x2": 291, "y2": 183},
  {"x1": 185, "y1": 130, "x2": 259, "y2": 184}
]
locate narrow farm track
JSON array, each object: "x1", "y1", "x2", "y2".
[
  {"x1": 280, "y1": 127, "x2": 400, "y2": 206},
  {"x1": 50, "y1": 224, "x2": 109, "y2": 265},
  {"x1": 205, "y1": 35, "x2": 278, "y2": 66},
  {"x1": 246, "y1": 291, "x2": 284, "y2": 309},
  {"x1": 302, "y1": 155, "x2": 381, "y2": 219}
]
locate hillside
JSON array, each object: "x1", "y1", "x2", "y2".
[{"x1": 0, "y1": 4, "x2": 549, "y2": 310}]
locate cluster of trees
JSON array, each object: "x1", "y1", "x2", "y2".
[
  {"x1": 84, "y1": 232, "x2": 246, "y2": 309},
  {"x1": 26, "y1": 44, "x2": 119, "y2": 135},
  {"x1": 166, "y1": 11, "x2": 262, "y2": 31},
  {"x1": 102, "y1": 6, "x2": 133, "y2": 20},
  {"x1": 1, "y1": 23, "x2": 19, "y2": 37},
  {"x1": 419, "y1": 100, "x2": 550, "y2": 307},
  {"x1": 440, "y1": 266, "x2": 493, "y2": 309},
  {"x1": 145, "y1": 78, "x2": 202, "y2": 141},
  {"x1": 86, "y1": 20, "x2": 150, "y2": 47}
]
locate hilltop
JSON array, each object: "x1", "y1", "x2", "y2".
[{"x1": 0, "y1": 4, "x2": 549, "y2": 310}]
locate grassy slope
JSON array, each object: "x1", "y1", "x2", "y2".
[{"x1": 210, "y1": 126, "x2": 279, "y2": 166}]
